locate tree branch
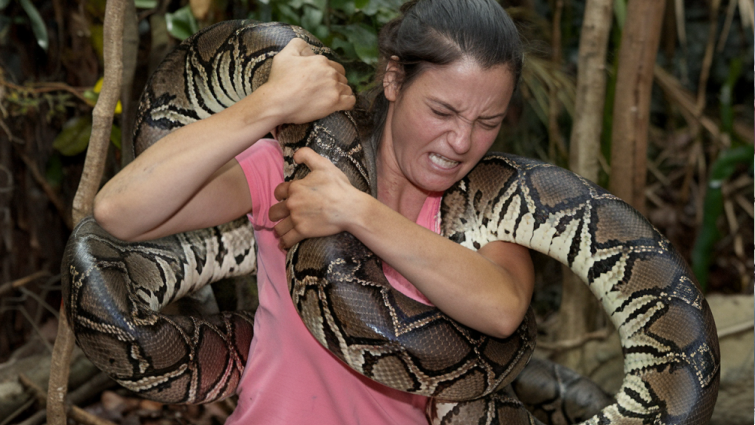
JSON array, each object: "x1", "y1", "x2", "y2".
[
  {"x1": 0, "y1": 271, "x2": 51, "y2": 298},
  {"x1": 47, "y1": 1, "x2": 127, "y2": 423}
]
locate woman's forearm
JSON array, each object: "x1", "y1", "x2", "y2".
[
  {"x1": 94, "y1": 39, "x2": 355, "y2": 241},
  {"x1": 348, "y1": 194, "x2": 534, "y2": 338},
  {"x1": 93, "y1": 89, "x2": 281, "y2": 241},
  {"x1": 270, "y1": 149, "x2": 534, "y2": 337}
]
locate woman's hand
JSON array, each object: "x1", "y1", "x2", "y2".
[
  {"x1": 262, "y1": 38, "x2": 355, "y2": 125},
  {"x1": 268, "y1": 147, "x2": 366, "y2": 249}
]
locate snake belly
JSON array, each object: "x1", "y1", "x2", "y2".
[{"x1": 62, "y1": 20, "x2": 720, "y2": 424}]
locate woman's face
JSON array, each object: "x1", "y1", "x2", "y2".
[{"x1": 381, "y1": 58, "x2": 516, "y2": 193}]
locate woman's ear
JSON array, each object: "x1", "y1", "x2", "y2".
[{"x1": 383, "y1": 58, "x2": 402, "y2": 102}]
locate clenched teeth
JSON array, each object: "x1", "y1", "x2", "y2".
[{"x1": 430, "y1": 153, "x2": 459, "y2": 169}]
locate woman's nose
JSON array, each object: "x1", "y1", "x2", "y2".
[{"x1": 448, "y1": 121, "x2": 473, "y2": 155}]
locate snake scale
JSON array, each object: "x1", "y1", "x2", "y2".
[{"x1": 62, "y1": 21, "x2": 720, "y2": 424}]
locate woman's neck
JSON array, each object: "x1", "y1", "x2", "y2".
[{"x1": 375, "y1": 137, "x2": 430, "y2": 223}]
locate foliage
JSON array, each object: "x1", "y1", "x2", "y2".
[
  {"x1": 166, "y1": 5, "x2": 200, "y2": 41},
  {"x1": 2, "y1": 88, "x2": 75, "y2": 121},
  {"x1": 51, "y1": 77, "x2": 122, "y2": 156},
  {"x1": 0, "y1": 0, "x2": 48, "y2": 50},
  {"x1": 142, "y1": 0, "x2": 404, "y2": 89},
  {"x1": 691, "y1": 144, "x2": 753, "y2": 290},
  {"x1": 240, "y1": 0, "x2": 400, "y2": 88}
]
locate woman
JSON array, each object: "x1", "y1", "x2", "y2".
[{"x1": 93, "y1": 0, "x2": 534, "y2": 422}]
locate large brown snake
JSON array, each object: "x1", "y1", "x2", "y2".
[{"x1": 62, "y1": 21, "x2": 720, "y2": 424}]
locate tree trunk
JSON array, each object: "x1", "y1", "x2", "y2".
[
  {"x1": 120, "y1": 0, "x2": 139, "y2": 167},
  {"x1": 47, "y1": 1, "x2": 126, "y2": 423},
  {"x1": 569, "y1": 0, "x2": 613, "y2": 183},
  {"x1": 554, "y1": 0, "x2": 614, "y2": 372},
  {"x1": 608, "y1": 0, "x2": 667, "y2": 214}
]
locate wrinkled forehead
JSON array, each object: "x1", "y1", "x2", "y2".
[{"x1": 397, "y1": 59, "x2": 516, "y2": 113}]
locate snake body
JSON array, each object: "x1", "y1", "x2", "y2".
[{"x1": 62, "y1": 21, "x2": 720, "y2": 424}]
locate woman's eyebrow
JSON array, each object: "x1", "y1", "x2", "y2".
[{"x1": 427, "y1": 97, "x2": 506, "y2": 120}]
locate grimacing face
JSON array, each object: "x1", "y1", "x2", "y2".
[{"x1": 380, "y1": 58, "x2": 516, "y2": 194}]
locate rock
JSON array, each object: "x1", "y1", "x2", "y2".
[{"x1": 706, "y1": 294, "x2": 754, "y2": 425}]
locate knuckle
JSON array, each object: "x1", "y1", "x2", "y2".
[{"x1": 328, "y1": 91, "x2": 341, "y2": 105}]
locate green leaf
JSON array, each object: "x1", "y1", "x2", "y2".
[
  {"x1": 301, "y1": 5, "x2": 324, "y2": 32},
  {"x1": 720, "y1": 58, "x2": 742, "y2": 136},
  {"x1": 362, "y1": 0, "x2": 402, "y2": 16},
  {"x1": 691, "y1": 145, "x2": 754, "y2": 290},
  {"x1": 166, "y1": 5, "x2": 199, "y2": 41},
  {"x1": 19, "y1": 0, "x2": 48, "y2": 50},
  {"x1": 53, "y1": 116, "x2": 92, "y2": 156},
  {"x1": 274, "y1": 4, "x2": 301, "y2": 26},
  {"x1": 134, "y1": 0, "x2": 158, "y2": 8},
  {"x1": 331, "y1": 37, "x2": 357, "y2": 60},
  {"x1": 333, "y1": 23, "x2": 378, "y2": 65},
  {"x1": 331, "y1": 0, "x2": 356, "y2": 14},
  {"x1": 83, "y1": 89, "x2": 99, "y2": 104},
  {"x1": 0, "y1": 0, "x2": 11, "y2": 10},
  {"x1": 312, "y1": 24, "x2": 330, "y2": 41},
  {"x1": 301, "y1": 0, "x2": 327, "y2": 11},
  {"x1": 345, "y1": 67, "x2": 373, "y2": 89},
  {"x1": 354, "y1": 0, "x2": 369, "y2": 9}
]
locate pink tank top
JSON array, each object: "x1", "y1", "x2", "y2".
[{"x1": 227, "y1": 139, "x2": 438, "y2": 424}]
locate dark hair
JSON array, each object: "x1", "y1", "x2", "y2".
[{"x1": 359, "y1": 0, "x2": 523, "y2": 144}]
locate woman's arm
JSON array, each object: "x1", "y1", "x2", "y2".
[
  {"x1": 94, "y1": 39, "x2": 355, "y2": 242},
  {"x1": 270, "y1": 148, "x2": 534, "y2": 339}
]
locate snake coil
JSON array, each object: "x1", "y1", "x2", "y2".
[{"x1": 63, "y1": 21, "x2": 719, "y2": 424}]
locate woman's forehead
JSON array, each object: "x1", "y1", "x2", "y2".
[{"x1": 405, "y1": 60, "x2": 515, "y2": 113}]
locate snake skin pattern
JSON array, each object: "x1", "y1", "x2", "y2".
[{"x1": 62, "y1": 20, "x2": 720, "y2": 424}]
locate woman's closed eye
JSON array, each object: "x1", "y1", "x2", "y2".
[
  {"x1": 431, "y1": 108, "x2": 452, "y2": 118},
  {"x1": 478, "y1": 120, "x2": 501, "y2": 130},
  {"x1": 431, "y1": 106, "x2": 502, "y2": 130}
]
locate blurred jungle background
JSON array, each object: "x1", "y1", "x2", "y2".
[{"x1": 0, "y1": 0, "x2": 753, "y2": 424}]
